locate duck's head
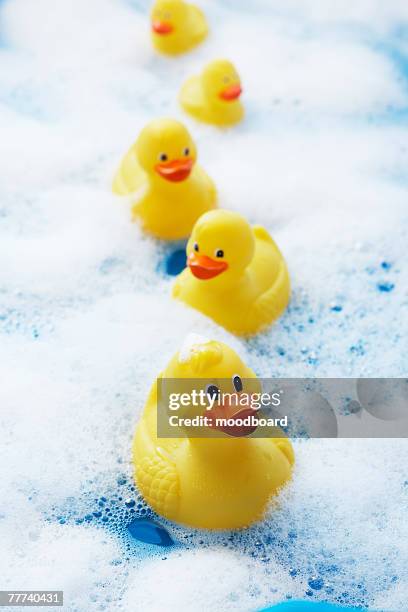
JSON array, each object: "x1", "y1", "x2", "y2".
[
  {"x1": 151, "y1": 0, "x2": 187, "y2": 36},
  {"x1": 202, "y1": 60, "x2": 242, "y2": 103},
  {"x1": 136, "y1": 118, "x2": 197, "y2": 183},
  {"x1": 165, "y1": 334, "x2": 256, "y2": 378},
  {"x1": 164, "y1": 334, "x2": 260, "y2": 438},
  {"x1": 186, "y1": 209, "x2": 254, "y2": 286}
]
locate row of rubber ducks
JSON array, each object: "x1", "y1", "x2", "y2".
[
  {"x1": 114, "y1": 118, "x2": 290, "y2": 336},
  {"x1": 122, "y1": 1, "x2": 293, "y2": 531},
  {"x1": 127, "y1": 7, "x2": 372, "y2": 610},
  {"x1": 152, "y1": 0, "x2": 243, "y2": 126}
]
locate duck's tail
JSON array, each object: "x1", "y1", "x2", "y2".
[
  {"x1": 274, "y1": 437, "x2": 295, "y2": 466},
  {"x1": 252, "y1": 224, "x2": 275, "y2": 245},
  {"x1": 112, "y1": 146, "x2": 146, "y2": 195}
]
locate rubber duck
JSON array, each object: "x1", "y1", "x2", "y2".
[
  {"x1": 172, "y1": 210, "x2": 290, "y2": 335},
  {"x1": 180, "y1": 59, "x2": 244, "y2": 126},
  {"x1": 150, "y1": 0, "x2": 208, "y2": 55},
  {"x1": 112, "y1": 119, "x2": 217, "y2": 240},
  {"x1": 132, "y1": 334, "x2": 294, "y2": 529}
]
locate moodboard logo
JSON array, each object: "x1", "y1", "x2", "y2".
[{"x1": 156, "y1": 378, "x2": 408, "y2": 438}]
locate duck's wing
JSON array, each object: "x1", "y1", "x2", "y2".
[
  {"x1": 189, "y1": 5, "x2": 208, "y2": 42},
  {"x1": 195, "y1": 164, "x2": 217, "y2": 205},
  {"x1": 112, "y1": 145, "x2": 146, "y2": 195},
  {"x1": 172, "y1": 277, "x2": 182, "y2": 298},
  {"x1": 134, "y1": 382, "x2": 180, "y2": 520},
  {"x1": 179, "y1": 76, "x2": 203, "y2": 114},
  {"x1": 172, "y1": 266, "x2": 189, "y2": 298},
  {"x1": 136, "y1": 452, "x2": 180, "y2": 521},
  {"x1": 246, "y1": 243, "x2": 290, "y2": 333},
  {"x1": 208, "y1": 173, "x2": 217, "y2": 203}
]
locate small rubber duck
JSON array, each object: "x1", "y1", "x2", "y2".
[
  {"x1": 112, "y1": 119, "x2": 217, "y2": 240},
  {"x1": 150, "y1": 0, "x2": 208, "y2": 55},
  {"x1": 133, "y1": 334, "x2": 294, "y2": 529},
  {"x1": 173, "y1": 210, "x2": 290, "y2": 335},
  {"x1": 180, "y1": 59, "x2": 244, "y2": 126}
]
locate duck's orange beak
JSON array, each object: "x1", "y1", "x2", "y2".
[
  {"x1": 188, "y1": 252, "x2": 228, "y2": 280},
  {"x1": 207, "y1": 397, "x2": 258, "y2": 437},
  {"x1": 155, "y1": 158, "x2": 194, "y2": 182},
  {"x1": 219, "y1": 84, "x2": 242, "y2": 101},
  {"x1": 151, "y1": 20, "x2": 174, "y2": 35}
]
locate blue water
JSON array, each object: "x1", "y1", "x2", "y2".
[
  {"x1": 261, "y1": 602, "x2": 372, "y2": 612},
  {"x1": 127, "y1": 518, "x2": 174, "y2": 546},
  {"x1": 165, "y1": 248, "x2": 187, "y2": 276}
]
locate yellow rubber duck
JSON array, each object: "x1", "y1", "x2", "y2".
[
  {"x1": 173, "y1": 210, "x2": 290, "y2": 335},
  {"x1": 133, "y1": 334, "x2": 294, "y2": 529},
  {"x1": 150, "y1": 0, "x2": 208, "y2": 55},
  {"x1": 112, "y1": 119, "x2": 217, "y2": 240},
  {"x1": 180, "y1": 59, "x2": 244, "y2": 126}
]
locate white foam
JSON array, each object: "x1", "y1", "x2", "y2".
[
  {"x1": 178, "y1": 332, "x2": 211, "y2": 363},
  {"x1": 0, "y1": 523, "x2": 123, "y2": 608},
  {"x1": 123, "y1": 548, "x2": 306, "y2": 612}
]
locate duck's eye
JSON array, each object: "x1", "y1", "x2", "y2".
[
  {"x1": 223, "y1": 76, "x2": 230, "y2": 83},
  {"x1": 215, "y1": 249, "x2": 224, "y2": 258},
  {"x1": 206, "y1": 384, "x2": 220, "y2": 400},
  {"x1": 164, "y1": 11, "x2": 171, "y2": 18},
  {"x1": 183, "y1": 147, "x2": 190, "y2": 156},
  {"x1": 159, "y1": 153, "x2": 168, "y2": 162},
  {"x1": 194, "y1": 242, "x2": 199, "y2": 252},
  {"x1": 232, "y1": 375, "x2": 243, "y2": 393}
]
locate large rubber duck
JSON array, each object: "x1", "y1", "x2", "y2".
[
  {"x1": 133, "y1": 334, "x2": 294, "y2": 529},
  {"x1": 150, "y1": 0, "x2": 208, "y2": 55},
  {"x1": 172, "y1": 210, "x2": 290, "y2": 335},
  {"x1": 112, "y1": 119, "x2": 217, "y2": 240},
  {"x1": 180, "y1": 59, "x2": 244, "y2": 126}
]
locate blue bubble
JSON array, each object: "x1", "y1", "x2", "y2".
[
  {"x1": 165, "y1": 249, "x2": 187, "y2": 276},
  {"x1": 308, "y1": 577, "x2": 324, "y2": 590},
  {"x1": 377, "y1": 281, "x2": 395, "y2": 292},
  {"x1": 127, "y1": 518, "x2": 174, "y2": 547}
]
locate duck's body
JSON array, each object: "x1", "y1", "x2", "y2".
[
  {"x1": 173, "y1": 210, "x2": 290, "y2": 335},
  {"x1": 113, "y1": 119, "x2": 216, "y2": 240},
  {"x1": 151, "y1": 0, "x2": 208, "y2": 55},
  {"x1": 180, "y1": 59, "x2": 244, "y2": 126},
  {"x1": 133, "y1": 166, "x2": 216, "y2": 239},
  {"x1": 133, "y1": 336, "x2": 294, "y2": 529}
]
